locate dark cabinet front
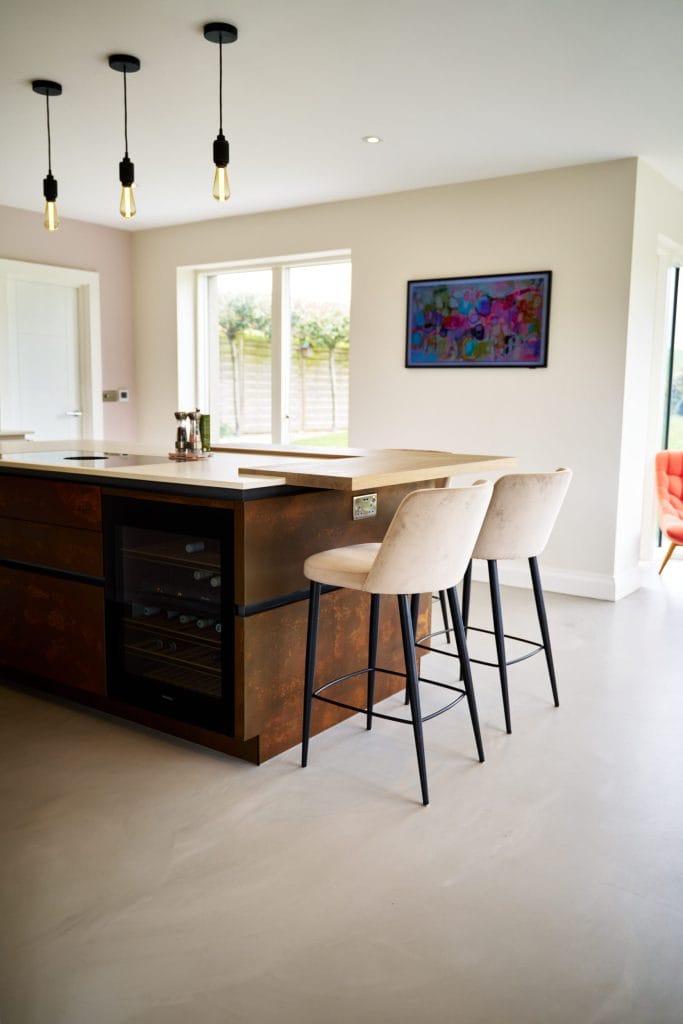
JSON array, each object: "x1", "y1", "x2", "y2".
[{"x1": 103, "y1": 496, "x2": 234, "y2": 734}]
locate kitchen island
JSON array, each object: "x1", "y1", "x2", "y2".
[{"x1": 0, "y1": 441, "x2": 514, "y2": 763}]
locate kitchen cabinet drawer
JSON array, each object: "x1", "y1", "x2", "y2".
[
  {"x1": 0, "y1": 475, "x2": 101, "y2": 530},
  {"x1": 0, "y1": 565, "x2": 105, "y2": 694},
  {"x1": 0, "y1": 516, "x2": 103, "y2": 576}
]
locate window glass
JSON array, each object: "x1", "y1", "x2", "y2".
[
  {"x1": 288, "y1": 262, "x2": 351, "y2": 447},
  {"x1": 205, "y1": 258, "x2": 351, "y2": 447},
  {"x1": 666, "y1": 269, "x2": 683, "y2": 450},
  {"x1": 215, "y1": 269, "x2": 272, "y2": 442}
]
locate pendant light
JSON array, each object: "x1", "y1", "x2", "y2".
[
  {"x1": 31, "y1": 80, "x2": 62, "y2": 232},
  {"x1": 108, "y1": 54, "x2": 141, "y2": 219},
  {"x1": 203, "y1": 22, "x2": 238, "y2": 203}
]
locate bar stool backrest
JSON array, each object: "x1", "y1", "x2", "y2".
[
  {"x1": 469, "y1": 468, "x2": 572, "y2": 561},
  {"x1": 364, "y1": 481, "x2": 493, "y2": 595}
]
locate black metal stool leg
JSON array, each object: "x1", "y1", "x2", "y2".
[
  {"x1": 404, "y1": 593, "x2": 421, "y2": 705},
  {"x1": 438, "y1": 590, "x2": 451, "y2": 643},
  {"x1": 529, "y1": 556, "x2": 560, "y2": 707},
  {"x1": 367, "y1": 593, "x2": 380, "y2": 730},
  {"x1": 398, "y1": 594, "x2": 429, "y2": 805},
  {"x1": 447, "y1": 586, "x2": 485, "y2": 763},
  {"x1": 301, "y1": 581, "x2": 321, "y2": 767},
  {"x1": 410, "y1": 592, "x2": 420, "y2": 634},
  {"x1": 488, "y1": 560, "x2": 512, "y2": 734},
  {"x1": 462, "y1": 560, "x2": 472, "y2": 631},
  {"x1": 459, "y1": 560, "x2": 473, "y2": 680}
]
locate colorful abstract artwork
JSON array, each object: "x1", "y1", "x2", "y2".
[{"x1": 405, "y1": 271, "x2": 551, "y2": 368}]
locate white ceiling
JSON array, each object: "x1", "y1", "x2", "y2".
[{"x1": 2, "y1": 0, "x2": 683, "y2": 231}]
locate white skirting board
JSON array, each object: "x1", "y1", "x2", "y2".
[{"x1": 465, "y1": 560, "x2": 649, "y2": 602}]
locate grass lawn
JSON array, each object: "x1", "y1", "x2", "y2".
[
  {"x1": 667, "y1": 414, "x2": 683, "y2": 450},
  {"x1": 292, "y1": 431, "x2": 348, "y2": 447}
]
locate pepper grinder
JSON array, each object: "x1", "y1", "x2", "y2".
[
  {"x1": 187, "y1": 409, "x2": 202, "y2": 454},
  {"x1": 174, "y1": 410, "x2": 189, "y2": 454}
]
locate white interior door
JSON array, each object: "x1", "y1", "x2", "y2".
[
  {"x1": 0, "y1": 259, "x2": 103, "y2": 442},
  {"x1": 8, "y1": 279, "x2": 82, "y2": 440}
]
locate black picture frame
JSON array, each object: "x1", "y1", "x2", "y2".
[{"x1": 405, "y1": 270, "x2": 552, "y2": 368}]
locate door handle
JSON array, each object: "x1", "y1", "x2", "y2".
[{"x1": 65, "y1": 410, "x2": 83, "y2": 417}]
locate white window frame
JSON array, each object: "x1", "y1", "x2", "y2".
[{"x1": 194, "y1": 250, "x2": 351, "y2": 445}]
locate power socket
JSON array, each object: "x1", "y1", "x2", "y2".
[
  {"x1": 352, "y1": 493, "x2": 377, "y2": 520},
  {"x1": 102, "y1": 389, "x2": 130, "y2": 402}
]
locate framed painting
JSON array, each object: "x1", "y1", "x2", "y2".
[{"x1": 405, "y1": 270, "x2": 552, "y2": 368}]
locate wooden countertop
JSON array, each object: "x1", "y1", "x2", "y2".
[
  {"x1": 0, "y1": 440, "x2": 515, "y2": 492},
  {"x1": 236, "y1": 449, "x2": 515, "y2": 490}
]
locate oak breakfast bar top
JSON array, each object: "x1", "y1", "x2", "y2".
[
  {"x1": 0, "y1": 440, "x2": 515, "y2": 494},
  {"x1": 234, "y1": 448, "x2": 516, "y2": 490}
]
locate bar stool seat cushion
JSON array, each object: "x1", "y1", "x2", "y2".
[{"x1": 304, "y1": 542, "x2": 380, "y2": 590}]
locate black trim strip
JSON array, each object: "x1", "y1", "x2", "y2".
[
  {"x1": 0, "y1": 465, "x2": 317, "y2": 502},
  {"x1": 0, "y1": 558, "x2": 104, "y2": 585},
  {"x1": 235, "y1": 584, "x2": 338, "y2": 617}
]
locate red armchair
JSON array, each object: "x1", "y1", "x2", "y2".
[{"x1": 655, "y1": 450, "x2": 683, "y2": 573}]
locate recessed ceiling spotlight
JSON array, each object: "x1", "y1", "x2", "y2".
[{"x1": 362, "y1": 135, "x2": 382, "y2": 144}]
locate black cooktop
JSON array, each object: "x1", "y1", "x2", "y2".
[{"x1": 0, "y1": 450, "x2": 167, "y2": 469}]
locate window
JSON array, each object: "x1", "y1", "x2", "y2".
[
  {"x1": 664, "y1": 266, "x2": 683, "y2": 451},
  {"x1": 198, "y1": 255, "x2": 351, "y2": 446}
]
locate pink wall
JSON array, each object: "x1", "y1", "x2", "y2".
[{"x1": 0, "y1": 204, "x2": 137, "y2": 439}]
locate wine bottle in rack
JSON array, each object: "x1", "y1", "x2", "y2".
[{"x1": 132, "y1": 603, "x2": 161, "y2": 618}]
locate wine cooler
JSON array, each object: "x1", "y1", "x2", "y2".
[{"x1": 103, "y1": 495, "x2": 234, "y2": 733}]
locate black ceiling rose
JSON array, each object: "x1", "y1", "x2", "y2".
[
  {"x1": 203, "y1": 23, "x2": 238, "y2": 45},
  {"x1": 31, "y1": 80, "x2": 62, "y2": 97},
  {"x1": 108, "y1": 55, "x2": 141, "y2": 74}
]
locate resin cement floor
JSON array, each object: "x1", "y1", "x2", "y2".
[{"x1": 1, "y1": 567, "x2": 683, "y2": 1024}]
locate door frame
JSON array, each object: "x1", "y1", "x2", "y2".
[{"x1": 0, "y1": 258, "x2": 103, "y2": 438}]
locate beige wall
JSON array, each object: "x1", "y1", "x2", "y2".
[
  {"x1": 0, "y1": 204, "x2": 137, "y2": 439},
  {"x1": 132, "y1": 159, "x2": 639, "y2": 596}
]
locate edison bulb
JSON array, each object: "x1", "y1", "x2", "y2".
[
  {"x1": 120, "y1": 185, "x2": 136, "y2": 219},
  {"x1": 43, "y1": 201, "x2": 60, "y2": 232},
  {"x1": 213, "y1": 165, "x2": 230, "y2": 202}
]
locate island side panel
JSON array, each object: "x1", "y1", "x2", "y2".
[
  {"x1": 238, "y1": 483, "x2": 435, "y2": 607},
  {"x1": 236, "y1": 483, "x2": 433, "y2": 760},
  {"x1": 240, "y1": 591, "x2": 430, "y2": 763}
]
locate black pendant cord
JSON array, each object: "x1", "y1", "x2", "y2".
[
  {"x1": 123, "y1": 69, "x2": 129, "y2": 157},
  {"x1": 45, "y1": 94, "x2": 53, "y2": 174},
  {"x1": 218, "y1": 39, "x2": 223, "y2": 134}
]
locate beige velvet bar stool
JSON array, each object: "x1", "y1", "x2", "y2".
[
  {"x1": 301, "y1": 481, "x2": 493, "y2": 805},
  {"x1": 452, "y1": 469, "x2": 572, "y2": 734}
]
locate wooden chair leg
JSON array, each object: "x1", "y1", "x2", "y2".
[{"x1": 659, "y1": 541, "x2": 678, "y2": 574}]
